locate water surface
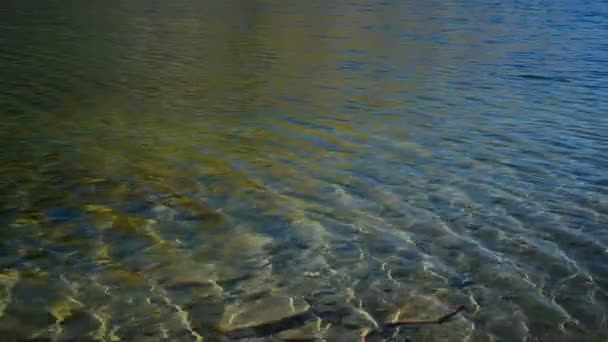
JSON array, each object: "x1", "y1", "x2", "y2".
[{"x1": 1, "y1": 0, "x2": 608, "y2": 341}]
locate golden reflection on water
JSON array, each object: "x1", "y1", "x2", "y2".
[{"x1": 2, "y1": 0, "x2": 608, "y2": 341}]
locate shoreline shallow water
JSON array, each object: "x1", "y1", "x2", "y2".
[{"x1": 1, "y1": 0, "x2": 607, "y2": 340}]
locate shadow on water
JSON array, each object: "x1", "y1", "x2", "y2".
[{"x1": 1, "y1": 0, "x2": 608, "y2": 341}]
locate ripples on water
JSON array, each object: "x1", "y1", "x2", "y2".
[{"x1": 1, "y1": 0, "x2": 607, "y2": 340}]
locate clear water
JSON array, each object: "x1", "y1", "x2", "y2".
[{"x1": 1, "y1": 0, "x2": 607, "y2": 341}]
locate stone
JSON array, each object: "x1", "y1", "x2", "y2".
[
  {"x1": 324, "y1": 326, "x2": 369, "y2": 342},
  {"x1": 341, "y1": 306, "x2": 379, "y2": 331},
  {"x1": 384, "y1": 295, "x2": 473, "y2": 341},
  {"x1": 56, "y1": 309, "x2": 100, "y2": 341},
  {"x1": 224, "y1": 232, "x2": 273, "y2": 258},
  {"x1": 275, "y1": 318, "x2": 326, "y2": 341},
  {"x1": 219, "y1": 296, "x2": 311, "y2": 333},
  {"x1": 385, "y1": 294, "x2": 446, "y2": 323},
  {"x1": 84, "y1": 205, "x2": 113, "y2": 214},
  {"x1": 290, "y1": 218, "x2": 331, "y2": 250}
]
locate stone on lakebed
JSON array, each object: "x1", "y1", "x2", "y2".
[{"x1": 218, "y1": 295, "x2": 312, "y2": 334}]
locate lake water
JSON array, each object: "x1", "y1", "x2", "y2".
[{"x1": 1, "y1": 0, "x2": 607, "y2": 341}]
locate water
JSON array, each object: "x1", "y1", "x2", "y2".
[{"x1": 1, "y1": 0, "x2": 607, "y2": 340}]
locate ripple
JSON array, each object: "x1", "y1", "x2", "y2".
[{"x1": 2, "y1": 0, "x2": 608, "y2": 340}]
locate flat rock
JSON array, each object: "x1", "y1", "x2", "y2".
[
  {"x1": 56, "y1": 310, "x2": 101, "y2": 341},
  {"x1": 325, "y1": 326, "x2": 370, "y2": 342},
  {"x1": 341, "y1": 306, "x2": 379, "y2": 331},
  {"x1": 224, "y1": 232, "x2": 274, "y2": 258},
  {"x1": 385, "y1": 294, "x2": 446, "y2": 322},
  {"x1": 290, "y1": 218, "x2": 331, "y2": 250},
  {"x1": 275, "y1": 319, "x2": 325, "y2": 341},
  {"x1": 219, "y1": 296, "x2": 311, "y2": 332},
  {"x1": 385, "y1": 295, "x2": 473, "y2": 341}
]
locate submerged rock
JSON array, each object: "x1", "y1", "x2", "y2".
[
  {"x1": 96, "y1": 269, "x2": 146, "y2": 287},
  {"x1": 290, "y1": 218, "x2": 331, "y2": 251},
  {"x1": 385, "y1": 295, "x2": 473, "y2": 341},
  {"x1": 55, "y1": 309, "x2": 101, "y2": 341},
  {"x1": 275, "y1": 318, "x2": 326, "y2": 341},
  {"x1": 84, "y1": 204, "x2": 113, "y2": 214},
  {"x1": 386, "y1": 294, "x2": 447, "y2": 322},
  {"x1": 224, "y1": 231, "x2": 274, "y2": 258},
  {"x1": 219, "y1": 296, "x2": 313, "y2": 338},
  {"x1": 324, "y1": 326, "x2": 371, "y2": 342}
]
